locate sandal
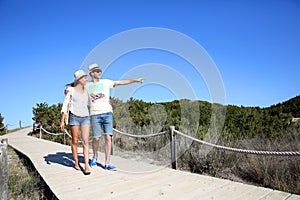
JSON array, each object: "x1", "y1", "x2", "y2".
[
  {"x1": 75, "y1": 165, "x2": 81, "y2": 171},
  {"x1": 84, "y1": 170, "x2": 91, "y2": 175},
  {"x1": 84, "y1": 166, "x2": 91, "y2": 175}
]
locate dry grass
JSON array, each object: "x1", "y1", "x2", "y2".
[
  {"x1": 177, "y1": 132, "x2": 300, "y2": 195},
  {"x1": 7, "y1": 146, "x2": 56, "y2": 200},
  {"x1": 233, "y1": 137, "x2": 300, "y2": 194}
]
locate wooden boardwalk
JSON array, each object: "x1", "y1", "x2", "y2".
[{"x1": 1, "y1": 127, "x2": 300, "y2": 200}]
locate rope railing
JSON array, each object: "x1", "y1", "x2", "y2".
[
  {"x1": 113, "y1": 128, "x2": 168, "y2": 138},
  {"x1": 40, "y1": 127, "x2": 64, "y2": 136},
  {"x1": 174, "y1": 130, "x2": 300, "y2": 156},
  {"x1": 32, "y1": 124, "x2": 300, "y2": 170},
  {"x1": 0, "y1": 124, "x2": 16, "y2": 133},
  {"x1": 6, "y1": 124, "x2": 17, "y2": 127},
  {"x1": 63, "y1": 129, "x2": 93, "y2": 143},
  {"x1": 19, "y1": 121, "x2": 31, "y2": 126},
  {"x1": 114, "y1": 127, "x2": 300, "y2": 156},
  {"x1": 116, "y1": 126, "x2": 300, "y2": 169},
  {"x1": 37, "y1": 126, "x2": 300, "y2": 156},
  {"x1": 37, "y1": 126, "x2": 93, "y2": 144},
  {"x1": 0, "y1": 120, "x2": 31, "y2": 132},
  {"x1": 64, "y1": 129, "x2": 72, "y2": 138},
  {"x1": 20, "y1": 120, "x2": 30, "y2": 124}
]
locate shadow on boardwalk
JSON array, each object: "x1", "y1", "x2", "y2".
[
  {"x1": 43, "y1": 152, "x2": 77, "y2": 169},
  {"x1": 43, "y1": 152, "x2": 105, "y2": 170}
]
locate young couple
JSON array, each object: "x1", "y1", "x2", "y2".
[{"x1": 60, "y1": 63, "x2": 144, "y2": 175}]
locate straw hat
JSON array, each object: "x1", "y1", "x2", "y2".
[
  {"x1": 74, "y1": 70, "x2": 87, "y2": 81},
  {"x1": 88, "y1": 63, "x2": 102, "y2": 73}
]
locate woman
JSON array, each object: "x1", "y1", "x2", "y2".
[{"x1": 60, "y1": 69, "x2": 91, "y2": 175}]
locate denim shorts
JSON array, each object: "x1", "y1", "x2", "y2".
[
  {"x1": 69, "y1": 112, "x2": 90, "y2": 126},
  {"x1": 90, "y1": 112, "x2": 113, "y2": 138}
]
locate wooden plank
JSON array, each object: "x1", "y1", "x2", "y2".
[
  {"x1": 287, "y1": 195, "x2": 300, "y2": 200},
  {"x1": 262, "y1": 190, "x2": 297, "y2": 200},
  {"x1": 1, "y1": 127, "x2": 299, "y2": 200}
]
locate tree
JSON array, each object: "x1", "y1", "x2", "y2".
[
  {"x1": 0, "y1": 113, "x2": 6, "y2": 135},
  {"x1": 32, "y1": 102, "x2": 62, "y2": 133}
]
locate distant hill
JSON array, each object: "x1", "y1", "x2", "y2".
[
  {"x1": 224, "y1": 95, "x2": 300, "y2": 139},
  {"x1": 267, "y1": 95, "x2": 300, "y2": 118}
]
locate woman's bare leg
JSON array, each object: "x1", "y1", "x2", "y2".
[
  {"x1": 81, "y1": 124, "x2": 91, "y2": 173},
  {"x1": 70, "y1": 125, "x2": 80, "y2": 169}
]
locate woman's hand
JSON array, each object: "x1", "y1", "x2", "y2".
[{"x1": 60, "y1": 115, "x2": 65, "y2": 131}]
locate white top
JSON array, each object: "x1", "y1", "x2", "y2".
[
  {"x1": 61, "y1": 87, "x2": 90, "y2": 117},
  {"x1": 86, "y1": 79, "x2": 115, "y2": 115}
]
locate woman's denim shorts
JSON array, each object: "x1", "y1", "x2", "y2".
[
  {"x1": 90, "y1": 112, "x2": 113, "y2": 138},
  {"x1": 69, "y1": 112, "x2": 90, "y2": 126}
]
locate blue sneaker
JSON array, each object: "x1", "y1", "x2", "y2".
[
  {"x1": 105, "y1": 163, "x2": 116, "y2": 171},
  {"x1": 89, "y1": 157, "x2": 97, "y2": 167}
]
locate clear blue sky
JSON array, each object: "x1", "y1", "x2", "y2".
[{"x1": 1, "y1": 0, "x2": 300, "y2": 129}]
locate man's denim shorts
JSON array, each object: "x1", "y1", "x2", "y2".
[
  {"x1": 90, "y1": 112, "x2": 113, "y2": 138},
  {"x1": 69, "y1": 112, "x2": 90, "y2": 126}
]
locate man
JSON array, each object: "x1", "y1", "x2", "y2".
[{"x1": 87, "y1": 63, "x2": 144, "y2": 170}]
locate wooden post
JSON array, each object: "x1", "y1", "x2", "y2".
[
  {"x1": 169, "y1": 126, "x2": 177, "y2": 170},
  {"x1": 19, "y1": 120, "x2": 22, "y2": 128},
  {"x1": 0, "y1": 139, "x2": 8, "y2": 200},
  {"x1": 39, "y1": 126, "x2": 42, "y2": 139}
]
